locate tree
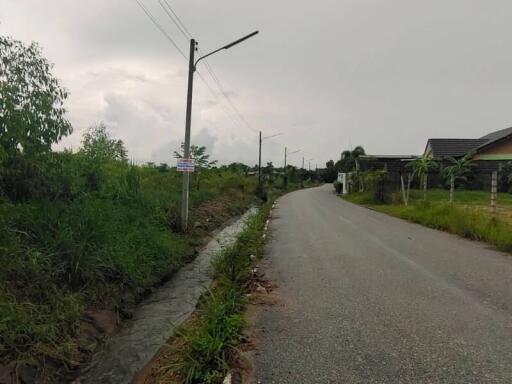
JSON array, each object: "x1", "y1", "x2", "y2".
[
  {"x1": 0, "y1": 36, "x2": 72, "y2": 157},
  {"x1": 262, "y1": 162, "x2": 274, "y2": 184},
  {"x1": 335, "y1": 146, "x2": 366, "y2": 173},
  {"x1": 324, "y1": 160, "x2": 337, "y2": 183},
  {"x1": 80, "y1": 122, "x2": 128, "y2": 162},
  {"x1": 226, "y1": 162, "x2": 250, "y2": 173},
  {"x1": 443, "y1": 153, "x2": 475, "y2": 202},
  {"x1": 406, "y1": 157, "x2": 438, "y2": 200},
  {"x1": 157, "y1": 163, "x2": 170, "y2": 172},
  {"x1": 174, "y1": 144, "x2": 217, "y2": 190},
  {"x1": 499, "y1": 161, "x2": 512, "y2": 192}
]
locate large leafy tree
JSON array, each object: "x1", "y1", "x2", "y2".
[
  {"x1": 174, "y1": 144, "x2": 217, "y2": 190},
  {"x1": 443, "y1": 153, "x2": 475, "y2": 202},
  {"x1": 80, "y1": 122, "x2": 128, "y2": 162},
  {"x1": 0, "y1": 36, "x2": 72, "y2": 157},
  {"x1": 406, "y1": 157, "x2": 438, "y2": 200},
  {"x1": 324, "y1": 160, "x2": 337, "y2": 182}
]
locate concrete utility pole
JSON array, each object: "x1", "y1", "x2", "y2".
[
  {"x1": 258, "y1": 131, "x2": 282, "y2": 198},
  {"x1": 179, "y1": 31, "x2": 259, "y2": 231},
  {"x1": 258, "y1": 131, "x2": 262, "y2": 196},
  {"x1": 284, "y1": 147, "x2": 288, "y2": 187},
  {"x1": 180, "y1": 39, "x2": 196, "y2": 232},
  {"x1": 491, "y1": 170, "x2": 498, "y2": 215},
  {"x1": 302, "y1": 157, "x2": 305, "y2": 169},
  {"x1": 449, "y1": 175, "x2": 455, "y2": 203}
]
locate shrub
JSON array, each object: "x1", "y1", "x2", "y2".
[{"x1": 333, "y1": 181, "x2": 343, "y2": 194}]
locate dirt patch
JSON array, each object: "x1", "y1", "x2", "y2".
[{"x1": 191, "y1": 194, "x2": 253, "y2": 233}]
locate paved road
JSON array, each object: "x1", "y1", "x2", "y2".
[{"x1": 252, "y1": 184, "x2": 512, "y2": 383}]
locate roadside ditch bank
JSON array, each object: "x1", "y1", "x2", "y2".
[
  {"x1": 1, "y1": 174, "x2": 258, "y2": 384},
  {"x1": 133, "y1": 201, "x2": 276, "y2": 384},
  {"x1": 80, "y1": 207, "x2": 258, "y2": 384}
]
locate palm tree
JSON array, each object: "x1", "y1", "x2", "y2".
[
  {"x1": 341, "y1": 146, "x2": 366, "y2": 170},
  {"x1": 406, "y1": 157, "x2": 438, "y2": 200},
  {"x1": 443, "y1": 153, "x2": 475, "y2": 202},
  {"x1": 336, "y1": 146, "x2": 366, "y2": 173}
]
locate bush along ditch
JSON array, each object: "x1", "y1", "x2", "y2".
[{"x1": 153, "y1": 202, "x2": 273, "y2": 384}]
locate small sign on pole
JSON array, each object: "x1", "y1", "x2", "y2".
[{"x1": 177, "y1": 158, "x2": 195, "y2": 173}]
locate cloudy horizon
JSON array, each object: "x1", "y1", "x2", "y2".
[{"x1": 2, "y1": 0, "x2": 512, "y2": 167}]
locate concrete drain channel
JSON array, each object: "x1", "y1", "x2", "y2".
[{"x1": 81, "y1": 208, "x2": 257, "y2": 384}]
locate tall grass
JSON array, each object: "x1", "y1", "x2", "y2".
[
  {"x1": 167, "y1": 203, "x2": 270, "y2": 384},
  {"x1": 378, "y1": 202, "x2": 512, "y2": 252},
  {"x1": 345, "y1": 190, "x2": 512, "y2": 252},
  {"x1": 0, "y1": 154, "x2": 258, "y2": 378}
]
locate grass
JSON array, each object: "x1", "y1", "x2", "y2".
[
  {"x1": 344, "y1": 188, "x2": 512, "y2": 252},
  {"x1": 0, "y1": 146, "x2": 319, "y2": 382},
  {"x1": 160, "y1": 202, "x2": 271, "y2": 384},
  {"x1": 0, "y1": 159, "x2": 258, "y2": 381}
]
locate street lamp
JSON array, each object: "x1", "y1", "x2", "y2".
[
  {"x1": 308, "y1": 158, "x2": 314, "y2": 171},
  {"x1": 179, "y1": 31, "x2": 259, "y2": 231},
  {"x1": 258, "y1": 131, "x2": 282, "y2": 197},
  {"x1": 284, "y1": 147, "x2": 300, "y2": 187}
]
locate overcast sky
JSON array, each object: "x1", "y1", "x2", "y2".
[{"x1": 2, "y1": 0, "x2": 512, "y2": 167}]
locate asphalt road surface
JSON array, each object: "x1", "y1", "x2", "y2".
[{"x1": 252, "y1": 184, "x2": 512, "y2": 384}]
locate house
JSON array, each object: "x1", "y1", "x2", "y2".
[
  {"x1": 423, "y1": 127, "x2": 512, "y2": 190},
  {"x1": 342, "y1": 127, "x2": 512, "y2": 195},
  {"x1": 358, "y1": 155, "x2": 417, "y2": 173},
  {"x1": 424, "y1": 127, "x2": 512, "y2": 161}
]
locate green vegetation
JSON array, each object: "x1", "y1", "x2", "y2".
[
  {"x1": 0, "y1": 154, "x2": 257, "y2": 374},
  {"x1": 406, "y1": 157, "x2": 439, "y2": 200},
  {"x1": 0, "y1": 36, "x2": 72, "y2": 157},
  {"x1": 443, "y1": 153, "x2": 476, "y2": 202},
  {"x1": 0, "y1": 34, "x2": 261, "y2": 380},
  {"x1": 175, "y1": 143, "x2": 218, "y2": 191},
  {"x1": 344, "y1": 189, "x2": 512, "y2": 252},
  {"x1": 165, "y1": 203, "x2": 271, "y2": 383},
  {"x1": 336, "y1": 146, "x2": 366, "y2": 173},
  {"x1": 323, "y1": 146, "x2": 367, "y2": 183},
  {"x1": 0, "y1": 34, "x2": 321, "y2": 381}
]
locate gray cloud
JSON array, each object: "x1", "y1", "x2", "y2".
[{"x1": 3, "y1": 0, "x2": 512, "y2": 167}]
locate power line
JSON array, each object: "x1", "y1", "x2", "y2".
[
  {"x1": 136, "y1": 0, "x2": 258, "y2": 137},
  {"x1": 135, "y1": 0, "x2": 243, "y2": 133},
  {"x1": 196, "y1": 71, "x2": 253, "y2": 134},
  {"x1": 134, "y1": 0, "x2": 187, "y2": 60},
  {"x1": 158, "y1": 0, "x2": 191, "y2": 41},
  {"x1": 199, "y1": 56, "x2": 257, "y2": 133},
  {"x1": 155, "y1": 0, "x2": 257, "y2": 134},
  {"x1": 160, "y1": 0, "x2": 193, "y2": 39}
]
